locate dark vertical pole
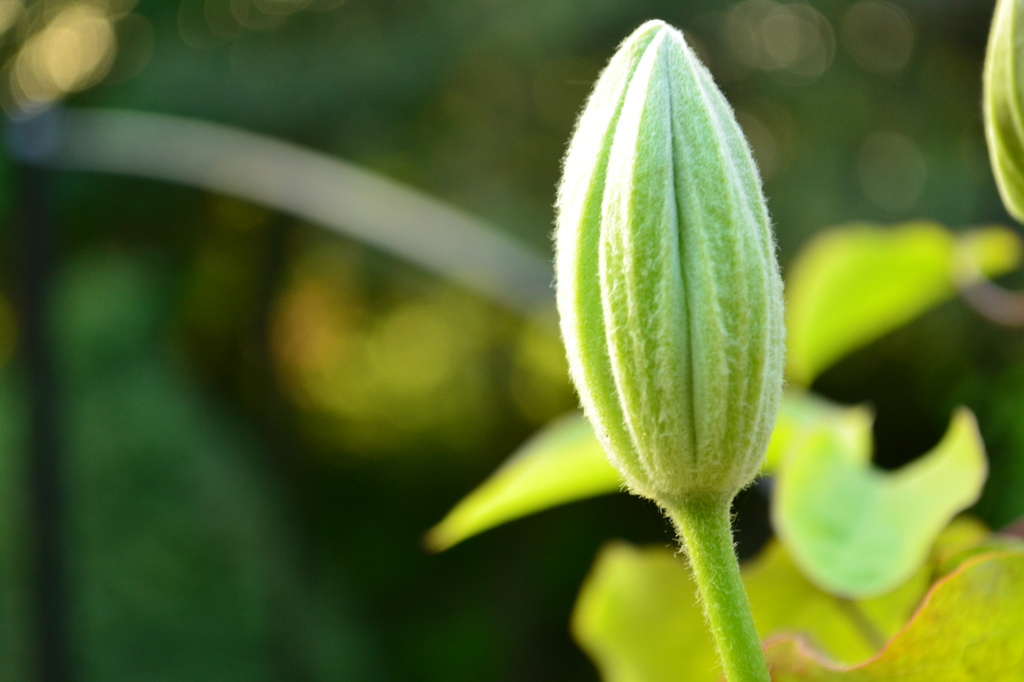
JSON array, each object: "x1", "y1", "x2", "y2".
[
  {"x1": 14, "y1": 150, "x2": 71, "y2": 680},
  {"x1": 249, "y1": 218, "x2": 315, "y2": 682}
]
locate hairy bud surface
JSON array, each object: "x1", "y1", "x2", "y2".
[{"x1": 555, "y1": 20, "x2": 786, "y2": 504}]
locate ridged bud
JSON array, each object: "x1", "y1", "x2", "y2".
[
  {"x1": 555, "y1": 20, "x2": 785, "y2": 505},
  {"x1": 985, "y1": 0, "x2": 1024, "y2": 223}
]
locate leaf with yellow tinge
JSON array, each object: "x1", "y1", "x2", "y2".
[
  {"x1": 774, "y1": 408, "x2": 987, "y2": 598},
  {"x1": 786, "y1": 223, "x2": 1021, "y2": 386},
  {"x1": 765, "y1": 551, "x2": 1024, "y2": 681},
  {"x1": 573, "y1": 543, "x2": 720, "y2": 682},
  {"x1": 763, "y1": 391, "x2": 872, "y2": 474},
  {"x1": 745, "y1": 542, "x2": 926, "y2": 666},
  {"x1": 572, "y1": 523, "x2": 987, "y2": 682},
  {"x1": 425, "y1": 412, "x2": 621, "y2": 551}
]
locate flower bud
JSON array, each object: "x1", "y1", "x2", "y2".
[
  {"x1": 985, "y1": 0, "x2": 1024, "y2": 223},
  {"x1": 555, "y1": 20, "x2": 785, "y2": 505}
]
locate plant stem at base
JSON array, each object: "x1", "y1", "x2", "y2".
[{"x1": 666, "y1": 496, "x2": 770, "y2": 682}]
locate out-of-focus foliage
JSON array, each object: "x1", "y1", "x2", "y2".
[
  {"x1": 1, "y1": 255, "x2": 378, "y2": 679},
  {"x1": 786, "y1": 223, "x2": 1022, "y2": 386},
  {"x1": 10, "y1": 0, "x2": 1004, "y2": 248},
  {"x1": 572, "y1": 520, "x2": 992, "y2": 682},
  {"x1": 572, "y1": 542, "x2": 720, "y2": 682},
  {"x1": 774, "y1": 408, "x2": 986, "y2": 597},
  {"x1": 762, "y1": 391, "x2": 857, "y2": 473},
  {"x1": 766, "y1": 551, "x2": 1024, "y2": 681}
]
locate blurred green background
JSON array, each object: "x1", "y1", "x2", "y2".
[{"x1": 2, "y1": 0, "x2": 1024, "y2": 679}]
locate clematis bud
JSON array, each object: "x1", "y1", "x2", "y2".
[
  {"x1": 555, "y1": 20, "x2": 786, "y2": 506},
  {"x1": 985, "y1": 0, "x2": 1024, "y2": 223}
]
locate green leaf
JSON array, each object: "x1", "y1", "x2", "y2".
[
  {"x1": 765, "y1": 550, "x2": 1024, "y2": 681},
  {"x1": 763, "y1": 391, "x2": 872, "y2": 474},
  {"x1": 571, "y1": 525, "x2": 985, "y2": 682},
  {"x1": 786, "y1": 223, "x2": 1022, "y2": 386},
  {"x1": 748, "y1": 518, "x2": 987, "y2": 666},
  {"x1": 424, "y1": 413, "x2": 621, "y2": 551},
  {"x1": 572, "y1": 543, "x2": 720, "y2": 682},
  {"x1": 745, "y1": 544, "x2": 922, "y2": 666},
  {"x1": 774, "y1": 407, "x2": 987, "y2": 598}
]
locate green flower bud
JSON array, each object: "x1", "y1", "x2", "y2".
[
  {"x1": 985, "y1": 0, "x2": 1024, "y2": 223},
  {"x1": 555, "y1": 20, "x2": 785, "y2": 505}
]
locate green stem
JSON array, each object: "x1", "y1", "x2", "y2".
[{"x1": 664, "y1": 496, "x2": 770, "y2": 682}]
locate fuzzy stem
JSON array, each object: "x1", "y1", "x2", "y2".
[{"x1": 665, "y1": 496, "x2": 770, "y2": 682}]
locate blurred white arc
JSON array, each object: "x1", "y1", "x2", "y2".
[{"x1": 5, "y1": 108, "x2": 555, "y2": 316}]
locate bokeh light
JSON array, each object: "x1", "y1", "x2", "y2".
[
  {"x1": 857, "y1": 130, "x2": 928, "y2": 214},
  {"x1": 269, "y1": 248, "x2": 505, "y2": 458},
  {"x1": 4, "y1": 2, "x2": 124, "y2": 114},
  {"x1": 842, "y1": 0, "x2": 915, "y2": 74},
  {"x1": 0, "y1": 0, "x2": 22, "y2": 36},
  {"x1": 724, "y1": 0, "x2": 835, "y2": 84}
]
